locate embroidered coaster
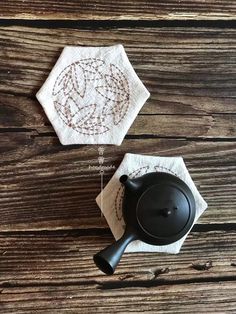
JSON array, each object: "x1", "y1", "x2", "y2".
[
  {"x1": 36, "y1": 45, "x2": 150, "y2": 145},
  {"x1": 96, "y1": 153, "x2": 208, "y2": 254}
]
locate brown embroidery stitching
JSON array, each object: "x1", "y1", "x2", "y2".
[
  {"x1": 97, "y1": 64, "x2": 130, "y2": 125},
  {"x1": 153, "y1": 165, "x2": 180, "y2": 178},
  {"x1": 52, "y1": 58, "x2": 130, "y2": 135}
]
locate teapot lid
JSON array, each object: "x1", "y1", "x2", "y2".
[{"x1": 136, "y1": 182, "x2": 195, "y2": 244}]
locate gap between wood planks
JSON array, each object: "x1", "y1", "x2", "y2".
[
  {"x1": 1, "y1": 129, "x2": 236, "y2": 142},
  {"x1": 2, "y1": 19, "x2": 236, "y2": 29},
  {"x1": 98, "y1": 275, "x2": 236, "y2": 290},
  {"x1": 1, "y1": 276, "x2": 236, "y2": 290},
  {"x1": 0, "y1": 223, "x2": 235, "y2": 236}
]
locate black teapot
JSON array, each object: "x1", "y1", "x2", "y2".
[{"x1": 94, "y1": 172, "x2": 196, "y2": 275}]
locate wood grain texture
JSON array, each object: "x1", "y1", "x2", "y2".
[
  {"x1": 1, "y1": 0, "x2": 236, "y2": 20},
  {"x1": 1, "y1": 95, "x2": 236, "y2": 138},
  {"x1": 0, "y1": 137, "x2": 235, "y2": 231},
  {"x1": 0, "y1": 26, "x2": 236, "y2": 138},
  {"x1": 0, "y1": 231, "x2": 235, "y2": 285},
  {"x1": 1, "y1": 281, "x2": 235, "y2": 313},
  {"x1": 1, "y1": 26, "x2": 236, "y2": 110},
  {"x1": 0, "y1": 16, "x2": 236, "y2": 313}
]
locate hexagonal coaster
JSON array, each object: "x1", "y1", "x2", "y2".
[
  {"x1": 36, "y1": 45, "x2": 150, "y2": 145},
  {"x1": 96, "y1": 153, "x2": 208, "y2": 254}
]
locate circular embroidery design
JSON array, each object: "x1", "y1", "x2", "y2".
[{"x1": 52, "y1": 58, "x2": 130, "y2": 135}]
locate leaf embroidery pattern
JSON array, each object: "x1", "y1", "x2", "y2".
[
  {"x1": 52, "y1": 58, "x2": 130, "y2": 135},
  {"x1": 97, "y1": 64, "x2": 130, "y2": 125}
]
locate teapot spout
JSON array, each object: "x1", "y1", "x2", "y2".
[
  {"x1": 93, "y1": 228, "x2": 137, "y2": 274},
  {"x1": 119, "y1": 175, "x2": 141, "y2": 192}
]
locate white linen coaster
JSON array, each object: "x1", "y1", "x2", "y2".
[
  {"x1": 96, "y1": 153, "x2": 208, "y2": 254},
  {"x1": 36, "y1": 45, "x2": 150, "y2": 146}
]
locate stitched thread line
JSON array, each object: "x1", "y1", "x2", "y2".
[{"x1": 52, "y1": 58, "x2": 130, "y2": 135}]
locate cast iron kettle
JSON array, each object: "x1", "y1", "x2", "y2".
[{"x1": 94, "y1": 172, "x2": 196, "y2": 275}]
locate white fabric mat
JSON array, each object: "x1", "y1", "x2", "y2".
[
  {"x1": 36, "y1": 45, "x2": 150, "y2": 145},
  {"x1": 96, "y1": 153, "x2": 208, "y2": 254}
]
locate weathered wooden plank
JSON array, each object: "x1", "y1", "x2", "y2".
[
  {"x1": 0, "y1": 231, "x2": 235, "y2": 285},
  {"x1": 1, "y1": 281, "x2": 235, "y2": 313},
  {"x1": 1, "y1": 94, "x2": 236, "y2": 138},
  {"x1": 131, "y1": 114, "x2": 236, "y2": 138},
  {"x1": 0, "y1": 0, "x2": 236, "y2": 20},
  {"x1": 1, "y1": 26, "x2": 236, "y2": 116},
  {"x1": 2, "y1": 282, "x2": 236, "y2": 313},
  {"x1": 0, "y1": 137, "x2": 235, "y2": 231}
]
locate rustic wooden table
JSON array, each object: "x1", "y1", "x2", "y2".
[{"x1": 0, "y1": 1, "x2": 236, "y2": 313}]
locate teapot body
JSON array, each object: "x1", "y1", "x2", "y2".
[
  {"x1": 121, "y1": 172, "x2": 196, "y2": 245},
  {"x1": 94, "y1": 172, "x2": 196, "y2": 274}
]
